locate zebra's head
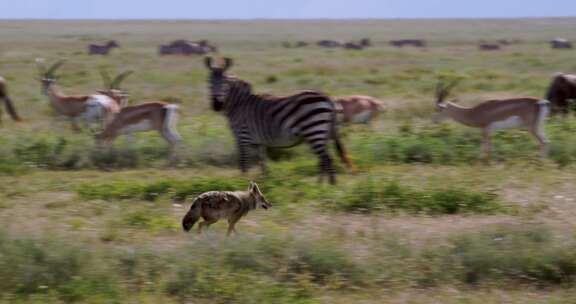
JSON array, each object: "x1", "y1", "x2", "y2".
[{"x1": 205, "y1": 56, "x2": 233, "y2": 111}]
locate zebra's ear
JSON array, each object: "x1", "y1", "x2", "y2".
[
  {"x1": 204, "y1": 57, "x2": 213, "y2": 70},
  {"x1": 223, "y1": 57, "x2": 233, "y2": 71}
]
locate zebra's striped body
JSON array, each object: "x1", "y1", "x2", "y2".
[{"x1": 205, "y1": 57, "x2": 354, "y2": 184}]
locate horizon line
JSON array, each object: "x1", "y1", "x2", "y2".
[{"x1": 1, "y1": 16, "x2": 575, "y2": 22}]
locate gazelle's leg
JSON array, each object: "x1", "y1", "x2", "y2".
[
  {"x1": 71, "y1": 117, "x2": 82, "y2": 133},
  {"x1": 481, "y1": 128, "x2": 492, "y2": 160},
  {"x1": 530, "y1": 128, "x2": 550, "y2": 159},
  {"x1": 161, "y1": 129, "x2": 183, "y2": 163}
]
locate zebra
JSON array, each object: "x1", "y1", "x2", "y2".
[{"x1": 204, "y1": 57, "x2": 355, "y2": 184}]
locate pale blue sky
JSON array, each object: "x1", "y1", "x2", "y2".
[{"x1": 2, "y1": 0, "x2": 576, "y2": 19}]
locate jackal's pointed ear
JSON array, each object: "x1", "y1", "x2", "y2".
[{"x1": 248, "y1": 181, "x2": 258, "y2": 193}]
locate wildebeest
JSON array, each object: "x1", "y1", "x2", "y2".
[
  {"x1": 545, "y1": 73, "x2": 576, "y2": 114},
  {"x1": 283, "y1": 41, "x2": 309, "y2": 48},
  {"x1": 390, "y1": 39, "x2": 426, "y2": 48},
  {"x1": 182, "y1": 181, "x2": 271, "y2": 235},
  {"x1": 317, "y1": 40, "x2": 344, "y2": 48},
  {"x1": 343, "y1": 42, "x2": 365, "y2": 50},
  {"x1": 359, "y1": 38, "x2": 372, "y2": 47},
  {"x1": 0, "y1": 76, "x2": 22, "y2": 123},
  {"x1": 158, "y1": 39, "x2": 217, "y2": 56},
  {"x1": 479, "y1": 43, "x2": 501, "y2": 51},
  {"x1": 88, "y1": 40, "x2": 119, "y2": 55},
  {"x1": 334, "y1": 95, "x2": 385, "y2": 124},
  {"x1": 550, "y1": 38, "x2": 573, "y2": 49}
]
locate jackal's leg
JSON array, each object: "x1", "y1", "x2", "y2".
[
  {"x1": 227, "y1": 217, "x2": 241, "y2": 236},
  {"x1": 197, "y1": 219, "x2": 217, "y2": 234}
]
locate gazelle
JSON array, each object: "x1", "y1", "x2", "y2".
[
  {"x1": 435, "y1": 80, "x2": 550, "y2": 159},
  {"x1": 36, "y1": 58, "x2": 120, "y2": 131},
  {"x1": 97, "y1": 69, "x2": 134, "y2": 108},
  {"x1": 0, "y1": 76, "x2": 22, "y2": 124},
  {"x1": 334, "y1": 95, "x2": 385, "y2": 124},
  {"x1": 95, "y1": 102, "x2": 182, "y2": 158}
]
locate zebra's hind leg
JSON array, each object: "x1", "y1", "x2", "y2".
[
  {"x1": 316, "y1": 149, "x2": 336, "y2": 185},
  {"x1": 256, "y1": 145, "x2": 269, "y2": 175}
]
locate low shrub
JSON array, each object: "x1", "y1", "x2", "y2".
[{"x1": 334, "y1": 177, "x2": 504, "y2": 214}]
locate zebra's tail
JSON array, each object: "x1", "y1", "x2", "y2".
[{"x1": 332, "y1": 127, "x2": 356, "y2": 172}]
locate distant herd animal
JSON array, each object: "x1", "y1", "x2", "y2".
[
  {"x1": 159, "y1": 40, "x2": 217, "y2": 56},
  {"x1": 2, "y1": 34, "x2": 576, "y2": 234},
  {"x1": 88, "y1": 40, "x2": 119, "y2": 55}
]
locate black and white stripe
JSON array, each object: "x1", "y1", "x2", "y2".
[{"x1": 205, "y1": 57, "x2": 353, "y2": 184}]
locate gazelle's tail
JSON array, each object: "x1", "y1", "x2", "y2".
[{"x1": 163, "y1": 104, "x2": 182, "y2": 143}]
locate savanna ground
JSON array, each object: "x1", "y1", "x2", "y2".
[{"x1": 2, "y1": 18, "x2": 576, "y2": 303}]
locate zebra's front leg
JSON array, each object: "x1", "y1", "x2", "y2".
[{"x1": 237, "y1": 141, "x2": 250, "y2": 173}]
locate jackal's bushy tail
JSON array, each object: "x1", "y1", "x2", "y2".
[{"x1": 182, "y1": 199, "x2": 202, "y2": 232}]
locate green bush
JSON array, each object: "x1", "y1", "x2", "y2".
[
  {"x1": 335, "y1": 177, "x2": 504, "y2": 214},
  {"x1": 0, "y1": 233, "x2": 120, "y2": 302},
  {"x1": 448, "y1": 224, "x2": 576, "y2": 285},
  {"x1": 77, "y1": 177, "x2": 248, "y2": 202}
]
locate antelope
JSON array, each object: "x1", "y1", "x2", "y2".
[
  {"x1": 95, "y1": 102, "x2": 182, "y2": 158},
  {"x1": 97, "y1": 69, "x2": 134, "y2": 108},
  {"x1": 546, "y1": 73, "x2": 576, "y2": 114},
  {"x1": 36, "y1": 58, "x2": 120, "y2": 132},
  {"x1": 435, "y1": 80, "x2": 550, "y2": 160},
  {"x1": 88, "y1": 40, "x2": 119, "y2": 55},
  {"x1": 334, "y1": 95, "x2": 385, "y2": 124},
  {"x1": 0, "y1": 76, "x2": 22, "y2": 124}
]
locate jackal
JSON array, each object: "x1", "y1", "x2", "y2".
[{"x1": 182, "y1": 181, "x2": 271, "y2": 235}]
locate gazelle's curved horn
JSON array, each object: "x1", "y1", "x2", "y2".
[
  {"x1": 111, "y1": 70, "x2": 133, "y2": 89},
  {"x1": 99, "y1": 68, "x2": 112, "y2": 89},
  {"x1": 444, "y1": 79, "x2": 461, "y2": 98},
  {"x1": 46, "y1": 59, "x2": 67, "y2": 77},
  {"x1": 35, "y1": 58, "x2": 47, "y2": 76}
]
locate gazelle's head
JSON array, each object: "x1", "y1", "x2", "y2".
[
  {"x1": 248, "y1": 181, "x2": 271, "y2": 210},
  {"x1": 36, "y1": 58, "x2": 66, "y2": 95},
  {"x1": 435, "y1": 79, "x2": 460, "y2": 112},
  {"x1": 204, "y1": 56, "x2": 233, "y2": 111},
  {"x1": 99, "y1": 69, "x2": 133, "y2": 106}
]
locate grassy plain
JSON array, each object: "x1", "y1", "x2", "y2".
[{"x1": 1, "y1": 18, "x2": 576, "y2": 303}]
